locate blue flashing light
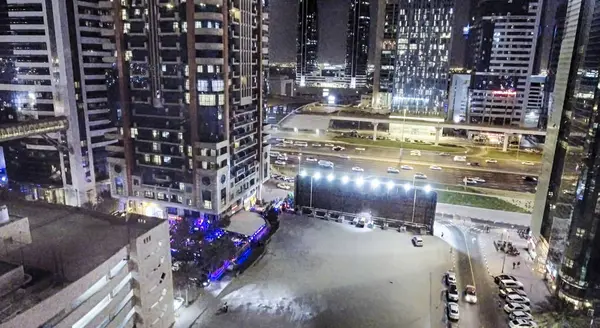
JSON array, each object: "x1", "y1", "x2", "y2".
[{"x1": 209, "y1": 260, "x2": 230, "y2": 281}]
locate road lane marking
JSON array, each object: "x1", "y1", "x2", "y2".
[{"x1": 458, "y1": 227, "x2": 477, "y2": 288}]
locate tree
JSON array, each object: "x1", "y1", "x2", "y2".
[
  {"x1": 534, "y1": 295, "x2": 591, "y2": 328},
  {"x1": 199, "y1": 237, "x2": 237, "y2": 273}
]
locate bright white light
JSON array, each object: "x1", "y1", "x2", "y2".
[
  {"x1": 403, "y1": 183, "x2": 412, "y2": 191},
  {"x1": 356, "y1": 177, "x2": 364, "y2": 187},
  {"x1": 424, "y1": 184, "x2": 432, "y2": 193},
  {"x1": 300, "y1": 170, "x2": 307, "y2": 177},
  {"x1": 370, "y1": 179, "x2": 380, "y2": 189},
  {"x1": 341, "y1": 176, "x2": 350, "y2": 184},
  {"x1": 294, "y1": 127, "x2": 298, "y2": 133},
  {"x1": 386, "y1": 181, "x2": 394, "y2": 190},
  {"x1": 327, "y1": 173, "x2": 334, "y2": 182},
  {"x1": 327, "y1": 95, "x2": 336, "y2": 105},
  {"x1": 315, "y1": 129, "x2": 319, "y2": 135},
  {"x1": 313, "y1": 172, "x2": 321, "y2": 180}
]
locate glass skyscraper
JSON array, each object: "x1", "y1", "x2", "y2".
[
  {"x1": 296, "y1": 0, "x2": 318, "y2": 87},
  {"x1": 345, "y1": 0, "x2": 371, "y2": 88}
]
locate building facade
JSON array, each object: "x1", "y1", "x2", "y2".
[
  {"x1": 345, "y1": 0, "x2": 371, "y2": 89},
  {"x1": 296, "y1": 0, "x2": 318, "y2": 87},
  {"x1": 447, "y1": 74, "x2": 471, "y2": 123},
  {"x1": 467, "y1": 0, "x2": 543, "y2": 126},
  {"x1": 0, "y1": 0, "x2": 117, "y2": 206},
  {"x1": 391, "y1": 0, "x2": 454, "y2": 114},
  {"x1": 530, "y1": 0, "x2": 600, "y2": 308},
  {"x1": 372, "y1": 0, "x2": 400, "y2": 110},
  {"x1": 107, "y1": 0, "x2": 269, "y2": 220}
]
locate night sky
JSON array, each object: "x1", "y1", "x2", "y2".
[{"x1": 269, "y1": 0, "x2": 558, "y2": 70}]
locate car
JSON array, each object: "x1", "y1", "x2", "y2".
[
  {"x1": 311, "y1": 143, "x2": 322, "y2": 147},
  {"x1": 447, "y1": 302, "x2": 460, "y2": 321},
  {"x1": 447, "y1": 283, "x2": 459, "y2": 302},
  {"x1": 495, "y1": 275, "x2": 518, "y2": 284},
  {"x1": 276, "y1": 183, "x2": 291, "y2": 190},
  {"x1": 505, "y1": 294, "x2": 530, "y2": 305},
  {"x1": 500, "y1": 287, "x2": 528, "y2": 298},
  {"x1": 318, "y1": 160, "x2": 334, "y2": 168},
  {"x1": 352, "y1": 166, "x2": 364, "y2": 172},
  {"x1": 500, "y1": 279, "x2": 525, "y2": 290},
  {"x1": 522, "y1": 161, "x2": 535, "y2": 166},
  {"x1": 270, "y1": 173, "x2": 281, "y2": 179},
  {"x1": 509, "y1": 311, "x2": 534, "y2": 321},
  {"x1": 294, "y1": 141, "x2": 308, "y2": 147},
  {"x1": 401, "y1": 165, "x2": 413, "y2": 170},
  {"x1": 274, "y1": 160, "x2": 286, "y2": 166},
  {"x1": 439, "y1": 152, "x2": 450, "y2": 156},
  {"x1": 387, "y1": 167, "x2": 400, "y2": 173},
  {"x1": 410, "y1": 150, "x2": 421, "y2": 156},
  {"x1": 445, "y1": 271, "x2": 457, "y2": 285},
  {"x1": 463, "y1": 177, "x2": 478, "y2": 184},
  {"x1": 324, "y1": 143, "x2": 335, "y2": 147},
  {"x1": 275, "y1": 138, "x2": 285, "y2": 142},
  {"x1": 472, "y1": 177, "x2": 486, "y2": 183},
  {"x1": 429, "y1": 165, "x2": 442, "y2": 171},
  {"x1": 277, "y1": 154, "x2": 288, "y2": 161},
  {"x1": 306, "y1": 156, "x2": 318, "y2": 162},
  {"x1": 412, "y1": 236, "x2": 424, "y2": 247},
  {"x1": 509, "y1": 319, "x2": 537, "y2": 328},
  {"x1": 283, "y1": 140, "x2": 293, "y2": 145},
  {"x1": 523, "y1": 176, "x2": 538, "y2": 183},
  {"x1": 467, "y1": 162, "x2": 480, "y2": 166},
  {"x1": 504, "y1": 303, "x2": 531, "y2": 314},
  {"x1": 283, "y1": 176, "x2": 295, "y2": 183},
  {"x1": 486, "y1": 159, "x2": 498, "y2": 163},
  {"x1": 464, "y1": 285, "x2": 477, "y2": 304},
  {"x1": 332, "y1": 146, "x2": 345, "y2": 151},
  {"x1": 270, "y1": 152, "x2": 280, "y2": 158},
  {"x1": 355, "y1": 147, "x2": 366, "y2": 151},
  {"x1": 414, "y1": 173, "x2": 427, "y2": 179},
  {"x1": 454, "y1": 155, "x2": 467, "y2": 162}
]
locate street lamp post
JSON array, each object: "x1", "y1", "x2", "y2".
[
  {"x1": 411, "y1": 176, "x2": 417, "y2": 223},
  {"x1": 309, "y1": 176, "x2": 313, "y2": 208},
  {"x1": 516, "y1": 134, "x2": 522, "y2": 160}
]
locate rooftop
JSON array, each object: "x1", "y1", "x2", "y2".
[{"x1": 0, "y1": 199, "x2": 164, "y2": 282}]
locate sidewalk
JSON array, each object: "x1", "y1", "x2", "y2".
[
  {"x1": 477, "y1": 228, "x2": 549, "y2": 307},
  {"x1": 174, "y1": 276, "x2": 234, "y2": 328}
]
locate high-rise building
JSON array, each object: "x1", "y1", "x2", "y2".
[
  {"x1": 107, "y1": 0, "x2": 269, "y2": 220},
  {"x1": 0, "y1": 0, "x2": 117, "y2": 206},
  {"x1": 447, "y1": 74, "x2": 471, "y2": 123},
  {"x1": 391, "y1": 0, "x2": 454, "y2": 114},
  {"x1": 296, "y1": 0, "x2": 318, "y2": 87},
  {"x1": 530, "y1": 0, "x2": 600, "y2": 308},
  {"x1": 372, "y1": 0, "x2": 400, "y2": 110},
  {"x1": 467, "y1": 0, "x2": 543, "y2": 126},
  {"x1": 345, "y1": 0, "x2": 371, "y2": 89}
]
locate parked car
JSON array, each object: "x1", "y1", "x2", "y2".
[
  {"x1": 523, "y1": 176, "x2": 538, "y2": 183},
  {"x1": 387, "y1": 167, "x2": 400, "y2": 173},
  {"x1": 410, "y1": 150, "x2": 421, "y2": 156},
  {"x1": 467, "y1": 162, "x2": 480, "y2": 166},
  {"x1": 439, "y1": 152, "x2": 450, "y2": 156},
  {"x1": 306, "y1": 156, "x2": 318, "y2": 162},
  {"x1": 500, "y1": 280, "x2": 525, "y2": 290},
  {"x1": 429, "y1": 165, "x2": 442, "y2": 171},
  {"x1": 500, "y1": 288, "x2": 528, "y2": 298},
  {"x1": 324, "y1": 143, "x2": 335, "y2": 147},
  {"x1": 447, "y1": 302, "x2": 460, "y2": 321},
  {"x1": 464, "y1": 177, "x2": 478, "y2": 184},
  {"x1": 509, "y1": 311, "x2": 533, "y2": 321},
  {"x1": 472, "y1": 177, "x2": 486, "y2": 183},
  {"x1": 447, "y1": 283, "x2": 459, "y2": 302},
  {"x1": 505, "y1": 294, "x2": 530, "y2": 305},
  {"x1": 352, "y1": 166, "x2": 364, "y2": 172},
  {"x1": 509, "y1": 319, "x2": 537, "y2": 328},
  {"x1": 486, "y1": 159, "x2": 498, "y2": 163},
  {"x1": 504, "y1": 302, "x2": 531, "y2": 313},
  {"x1": 274, "y1": 160, "x2": 286, "y2": 165},
  {"x1": 495, "y1": 275, "x2": 518, "y2": 284},
  {"x1": 412, "y1": 236, "x2": 424, "y2": 247},
  {"x1": 332, "y1": 146, "x2": 345, "y2": 151},
  {"x1": 318, "y1": 160, "x2": 334, "y2": 168},
  {"x1": 311, "y1": 143, "x2": 322, "y2": 147},
  {"x1": 445, "y1": 271, "x2": 457, "y2": 285},
  {"x1": 414, "y1": 173, "x2": 427, "y2": 179},
  {"x1": 401, "y1": 165, "x2": 413, "y2": 170}
]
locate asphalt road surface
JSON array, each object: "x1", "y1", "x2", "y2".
[
  {"x1": 197, "y1": 215, "x2": 456, "y2": 328},
  {"x1": 270, "y1": 152, "x2": 538, "y2": 193}
]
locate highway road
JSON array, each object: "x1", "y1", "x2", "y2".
[{"x1": 270, "y1": 151, "x2": 538, "y2": 193}]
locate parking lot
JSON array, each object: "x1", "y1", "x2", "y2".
[{"x1": 195, "y1": 214, "x2": 453, "y2": 328}]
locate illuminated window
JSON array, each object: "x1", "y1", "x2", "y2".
[
  {"x1": 131, "y1": 127, "x2": 138, "y2": 137},
  {"x1": 199, "y1": 94, "x2": 216, "y2": 106},
  {"x1": 152, "y1": 142, "x2": 159, "y2": 151},
  {"x1": 162, "y1": 131, "x2": 170, "y2": 138},
  {"x1": 207, "y1": 65, "x2": 214, "y2": 73},
  {"x1": 185, "y1": 92, "x2": 190, "y2": 104},
  {"x1": 212, "y1": 80, "x2": 224, "y2": 92},
  {"x1": 152, "y1": 130, "x2": 158, "y2": 138},
  {"x1": 218, "y1": 94, "x2": 225, "y2": 105},
  {"x1": 187, "y1": 146, "x2": 193, "y2": 156},
  {"x1": 197, "y1": 65, "x2": 204, "y2": 73},
  {"x1": 198, "y1": 80, "x2": 209, "y2": 92},
  {"x1": 164, "y1": 156, "x2": 171, "y2": 164},
  {"x1": 564, "y1": 258, "x2": 574, "y2": 268},
  {"x1": 207, "y1": 21, "x2": 213, "y2": 28},
  {"x1": 195, "y1": 21, "x2": 202, "y2": 28},
  {"x1": 178, "y1": 132, "x2": 183, "y2": 140},
  {"x1": 153, "y1": 155, "x2": 162, "y2": 165},
  {"x1": 182, "y1": 22, "x2": 187, "y2": 32},
  {"x1": 144, "y1": 154, "x2": 150, "y2": 162},
  {"x1": 184, "y1": 65, "x2": 189, "y2": 76}
]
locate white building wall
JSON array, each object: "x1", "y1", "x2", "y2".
[{"x1": 448, "y1": 74, "x2": 470, "y2": 123}]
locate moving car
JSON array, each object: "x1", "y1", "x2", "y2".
[
  {"x1": 467, "y1": 162, "x2": 480, "y2": 166},
  {"x1": 505, "y1": 294, "x2": 531, "y2": 305},
  {"x1": 495, "y1": 275, "x2": 518, "y2": 284},
  {"x1": 509, "y1": 319, "x2": 537, "y2": 328},
  {"x1": 509, "y1": 311, "x2": 533, "y2": 321},
  {"x1": 523, "y1": 176, "x2": 538, "y2": 183},
  {"x1": 412, "y1": 236, "x2": 424, "y2": 247},
  {"x1": 283, "y1": 140, "x2": 293, "y2": 145},
  {"x1": 521, "y1": 161, "x2": 535, "y2": 166},
  {"x1": 332, "y1": 146, "x2": 345, "y2": 151},
  {"x1": 401, "y1": 165, "x2": 413, "y2": 170},
  {"x1": 504, "y1": 303, "x2": 531, "y2": 313},
  {"x1": 464, "y1": 177, "x2": 478, "y2": 184},
  {"x1": 277, "y1": 154, "x2": 288, "y2": 161},
  {"x1": 354, "y1": 216, "x2": 372, "y2": 228},
  {"x1": 387, "y1": 167, "x2": 400, "y2": 173},
  {"x1": 414, "y1": 173, "x2": 427, "y2": 179},
  {"x1": 447, "y1": 302, "x2": 460, "y2": 321},
  {"x1": 294, "y1": 141, "x2": 308, "y2": 147},
  {"x1": 410, "y1": 150, "x2": 421, "y2": 156},
  {"x1": 274, "y1": 160, "x2": 286, "y2": 165},
  {"x1": 430, "y1": 165, "x2": 442, "y2": 171},
  {"x1": 499, "y1": 287, "x2": 528, "y2": 298},
  {"x1": 355, "y1": 147, "x2": 366, "y2": 151},
  {"x1": 324, "y1": 143, "x2": 335, "y2": 147},
  {"x1": 472, "y1": 177, "x2": 486, "y2": 183},
  {"x1": 439, "y1": 152, "x2": 450, "y2": 156},
  {"x1": 318, "y1": 160, "x2": 334, "y2": 168},
  {"x1": 306, "y1": 156, "x2": 318, "y2": 162},
  {"x1": 486, "y1": 159, "x2": 498, "y2": 163},
  {"x1": 311, "y1": 143, "x2": 322, "y2": 147},
  {"x1": 276, "y1": 183, "x2": 291, "y2": 190},
  {"x1": 447, "y1": 283, "x2": 459, "y2": 302},
  {"x1": 445, "y1": 271, "x2": 457, "y2": 285},
  {"x1": 464, "y1": 285, "x2": 477, "y2": 304},
  {"x1": 454, "y1": 156, "x2": 467, "y2": 162},
  {"x1": 352, "y1": 166, "x2": 364, "y2": 172}
]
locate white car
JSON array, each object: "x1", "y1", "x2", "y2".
[
  {"x1": 355, "y1": 147, "x2": 366, "y2": 151},
  {"x1": 318, "y1": 160, "x2": 334, "y2": 168},
  {"x1": 306, "y1": 156, "x2": 318, "y2": 162},
  {"x1": 274, "y1": 160, "x2": 286, "y2": 166},
  {"x1": 506, "y1": 294, "x2": 530, "y2": 305},
  {"x1": 521, "y1": 161, "x2": 535, "y2": 166},
  {"x1": 447, "y1": 284, "x2": 459, "y2": 302},
  {"x1": 509, "y1": 319, "x2": 537, "y2": 328},
  {"x1": 472, "y1": 177, "x2": 486, "y2": 183},
  {"x1": 429, "y1": 165, "x2": 442, "y2": 171},
  {"x1": 352, "y1": 166, "x2": 364, "y2": 172},
  {"x1": 504, "y1": 303, "x2": 531, "y2": 313},
  {"x1": 464, "y1": 285, "x2": 477, "y2": 304},
  {"x1": 324, "y1": 143, "x2": 335, "y2": 147},
  {"x1": 412, "y1": 236, "x2": 423, "y2": 247},
  {"x1": 387, "y1": 167, "x2": 400, "y2": 173},
  {"x1": 463, "y1": 177, "x2": 478, "y2": 184},
  {"x1": 283, "y1": 140, "x2": 293, "y2": 145},
  {"x1": 447, "y1": 302, "x2": 460, "y2": 321},
  {"x1": 410, "y1": 150, "x2": 421, "y2": 156},
  {"x1": 332, "y1": 146, "x2": 345, "y2": 151},
  {"x1": 445, "y1": 271, "x2": 457, "y2": 285},
  {"x1": 294, "y1": 141, "x2": 308, "y2": 147},
  {"x1": 509, "y1": 311, "x2": 533, "y2": 321},
  {"x1": 401, "y1": 165, "x2": 413, "y2": 170},
  {"x1": 269, "y1": 152, "x2": 280, "y2": 158},
  {"x1": 486, "y1": 159, "x2": 498, "y2": 163},
  {"x1": 276, "y1": 183, "x2": 291, "y2": 190},
  {"x1": 275, "y1": 138, "x2": 285, "y2": 142},
  {"x1": 277, "y1": 154, "x2": 288, "y2": 161},
  {"x1": 414, "y1": 173, "x2": 427, "y2": 179},
  {"x1": 311, "y1": 143, "x2": 322, "y2": 147}
]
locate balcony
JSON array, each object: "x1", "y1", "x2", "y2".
[
  {"x1": 232, "y1": 139, "x2": 257, "y2": 154},
  {"x1": 233, "y1": 150, "x2": 257, "y2": 166}
]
